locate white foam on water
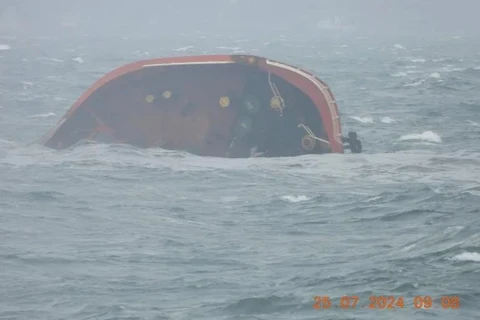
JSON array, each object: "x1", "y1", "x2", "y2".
[
  {"x1": 394, "y1": 44, "x2": 406, "y2": 50},
  {"x1": 36, "y1": 57, "x2": 64, "y2": 63},
  {"x1": 172, "y1": 46, "x2": 194, "y2": 52},
  {"x1": 72, "y1": 57, "x2": 84, "y2": 63},
  {"x1": 399, "y1": 131, "x2": 442, "y2": 143},
  {"x1": 281, "y1": 195, "x2": 310, "y2": 203},
  {"x1": 220, "y1": 196, "x2": 240, "y2": 203},
  {"x1": 443, "y1": 226, "x2": 465, "y2": 236},
  {"x1": 0, "y1": 138, "x2": 14, "y2": 145},
  {"x1": 391, "y1": 72, "x2": 408, "y2": 77},
  {"x1": 467, "y1": 120, "x2": 480, "y2": 127},
  {"x1": 404, "y1": 78, "x2": 426, "y2": 87},
  {"x1": 28, "y1": 112, "x2": 57, "y2": 119},
  {"x1": 133, "y1": 50, "x2": 149, "y2": 56},
  {"x1": 450, "y1": 252, "x2": 480, "y2": 262},
  {"x1": 380, "y1": 117, "x2": 396, "y2": 124},
  {"x1": 216, "y1": 46, "x2": 241, "y2": 51},
  {"x1": 401, "y1": 244, "x2": 416, "y2": 252},
  {"x1": 350, "y1": 116, "x2": 374, "y2": 124},
  {"x1": 0, "y1": 44, "x2": 10, "y2": 51},
  {"x1": 404, "y1": 73, "x2": 440, "y2": 87},
  {"x1": 410, "y1": 58, "x2": 426, "y2": 63},
  {"x1": 365, "y1": 195, "x2": 382, "y2": 203},
  {"x1": 439, "y1": 65, "x2": 465, "y2": 73}
]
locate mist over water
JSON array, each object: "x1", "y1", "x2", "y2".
[
  {"x1": 2, "y1": 0, "x2": 480, "y2": 38},
  {"x1": 1, "y1": 1, "x2": 479, "y2": 319}
]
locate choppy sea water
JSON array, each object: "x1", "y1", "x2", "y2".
[{"x1": 0, "y1": 34, "x2": 479, "y2": 320}]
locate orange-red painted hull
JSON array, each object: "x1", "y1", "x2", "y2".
[{"x1": 40, "y1": 54, "x2": 352, "y2": 157}]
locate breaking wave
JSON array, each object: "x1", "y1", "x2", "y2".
[
  {"x1": 450, "y1": 252, "x2": 480, "y2": 262},
  {"x1": 399, "y1": 131, "x2": 442, "y2": 143}
]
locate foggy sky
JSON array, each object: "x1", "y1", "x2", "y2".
[{"x1": 0, "y1": 0, "x2": 479, "y2": 38}]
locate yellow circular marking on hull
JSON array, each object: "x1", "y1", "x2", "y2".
[
  {"x1": 145, "y1": 95, "x2": 155, "y2": 103},
  {"x1": 248, "y1": 57, "x2": 256, "y2": 64},
  {"x1": 270, "y1": 96, "x2": 283, "y2": 110},
  {"x1": 219, "y1": 96, "x2": 230, "y2": 108},
  {"x1": 163, "y1": 90, "x2": 172, "y2": 99},
  {"x1": 301, "y1": 135, "x2": 316, "y2": 151}
]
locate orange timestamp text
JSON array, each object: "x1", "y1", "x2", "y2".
[{"x1": 313, "y1": 295, "x2": 460, "y2": 310}]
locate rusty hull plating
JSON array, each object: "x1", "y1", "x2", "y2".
[{"x1": 40, "y1": 54, "x2": 355, "y2": 157}]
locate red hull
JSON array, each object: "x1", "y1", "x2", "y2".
[{"x1": 40, "y1": 54, "x2": 356, "y2": 157}]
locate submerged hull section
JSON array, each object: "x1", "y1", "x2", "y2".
[{"x1": 40, "y1": 54, "x2": 360, "y2": 157}]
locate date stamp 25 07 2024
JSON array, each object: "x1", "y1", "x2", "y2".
[{"x1": 313, "y1": 295, "x2": 460, "y2": 310}]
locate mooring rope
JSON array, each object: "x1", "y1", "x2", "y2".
[
  {"x1": 298, "y1": 123, "x2": 331, "y2": 145},
  {"x1": 268, "y1": 72, "x2": 285, "y2": 115}
]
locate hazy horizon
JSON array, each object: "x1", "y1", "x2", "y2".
[{"x1": 1, "y1": 0, "x2": 479, "y2": 39}]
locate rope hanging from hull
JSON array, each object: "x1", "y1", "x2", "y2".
[
  {"x1": 268, "y1": 72, "x2": 285, "y2": 115},
  {"x1": 298, "y1": 123, "x2": 330, "y2": 146}
]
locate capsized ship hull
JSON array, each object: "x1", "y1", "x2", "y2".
[{"x1": 39, "y1": 54, "x2": 362, "y2": 157}]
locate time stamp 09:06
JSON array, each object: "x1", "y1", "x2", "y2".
[{"x1": 313, "y1": 295, "x2": 460, "y2": 310}]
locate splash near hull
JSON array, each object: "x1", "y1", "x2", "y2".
[{"x1": 40, "y1": 54, "x2": 362, "y2": 157}]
